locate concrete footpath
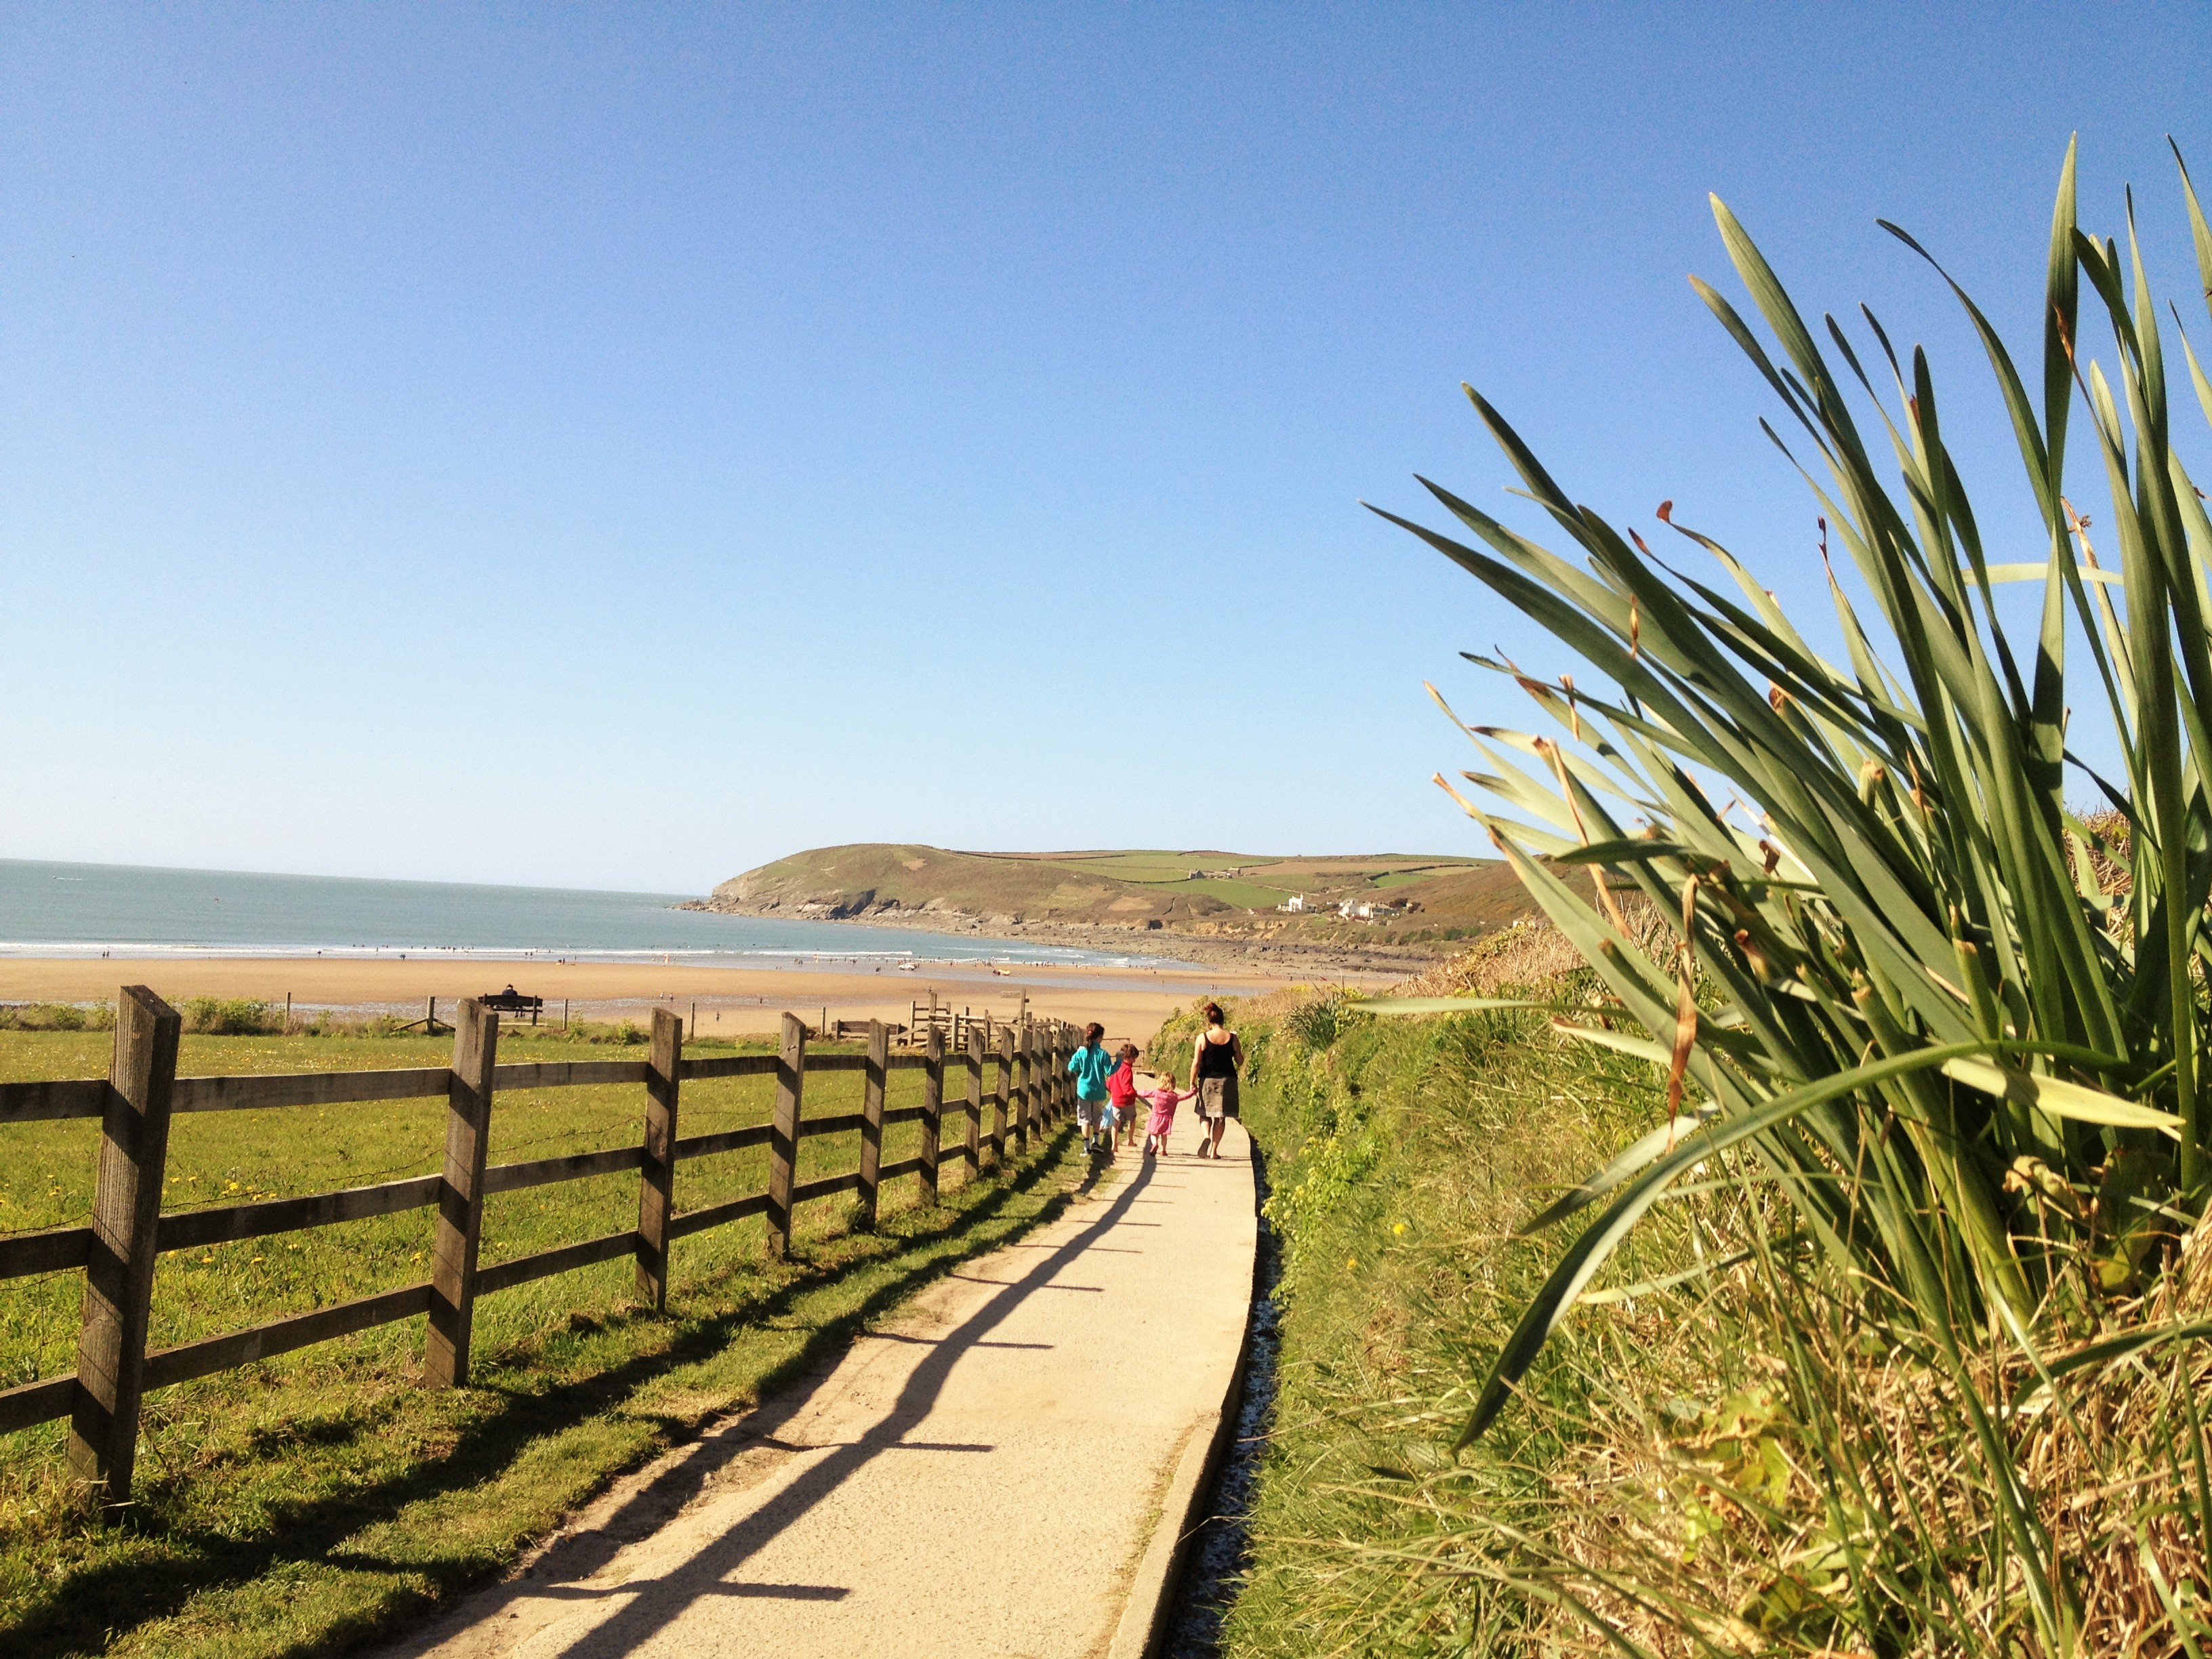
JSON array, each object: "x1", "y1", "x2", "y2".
[{"x1": 386, "y1": 1121, "x2": 1257, "y2": 1659}]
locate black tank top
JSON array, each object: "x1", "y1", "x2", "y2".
[{"x1": 1196, "y1": 1031, "x2": 1238, "y2": 1078}]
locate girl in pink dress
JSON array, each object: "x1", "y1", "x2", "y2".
[{"x1": 1141, "y1": 1076, "x2": 1196, "y2": 1157}]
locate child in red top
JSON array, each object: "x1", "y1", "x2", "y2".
[{"x1": 1105, "y1": 1044, "x2": 1141, "y2": 1147}]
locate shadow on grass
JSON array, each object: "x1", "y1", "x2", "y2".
[{"x1": 7, "y1": 1128, "x2": 1084, "y2": 1659}]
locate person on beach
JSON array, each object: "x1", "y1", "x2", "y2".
[
  {"x1": 1107, "y1": 1044, "x2": 1141, "y2": 1151},
  {"x1": 1141, "y1": 1074, "x2": 1195, "y2": 1158},
  {"x1": 1188, "y1": 1002, "x2": 1244, "y2": 1159},
  {"x1": 1067, "y1": 1023, "x2": 1119, "y2": 1155}
]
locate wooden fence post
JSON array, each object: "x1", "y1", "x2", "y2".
[
  {"x1": 1049, "y1": 1025, "x2": 1063, "y2": 1124},
  {"x1": 767, "y1": 1012, "x2": 806, "y2": 1257},
  {"x1": 1012, "y1": 1019, "x2": 1031, "y2": 1157},
  {"x1": 918, "y1": 1025, "x2": 943, "y2": 1206},
  {"x1": 992, "y1": 1027, "x2": 1012, "y2": 1168},
  {"x1": 1044, "y1": 1023, "x2": 1059, "y2": 1128},
  {"x1": 1033, "y1": 1024, "x2": 1048, "y2": 1136},
  {"x1": 634, "y1": 1006, "x2": 683, "y2": 1310},
  {"x1": 1047, "y1": 1023, "x2": 1061, "y2": 1127},
  {"x1": 857, "y1": 1019, "x2": 886, "y2": 1231},
  {"x1": 964, "y1": 1026, "x2": 984, "y2": 1179},
  {"x1": 425, "y1": 999, "x2": 499, "y2": 1387},
  {"x1": 66, "y1": 985, "x2": 182, "y2": 1512},
  {"x1": 1036, "y1": 1023, "x2": 1048, "y2": 1141}
]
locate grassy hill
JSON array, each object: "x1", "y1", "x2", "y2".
[{"x1": 705, "y1": 844, "x2": 1538, "y2": 946}]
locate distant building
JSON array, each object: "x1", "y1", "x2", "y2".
[
  {"x1": 1334, "y1": 897, "x2": 1407, "y2": 923},
  {"x1": 1279, "y1": 895, "x2": 1306, "y2": 914}
]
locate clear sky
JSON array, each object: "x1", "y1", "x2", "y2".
[{"x1": 4, "y1": 5, "x2": 2209, "y2": 894}]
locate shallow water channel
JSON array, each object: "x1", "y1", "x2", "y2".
[{"x1": 1162, "y1": 1143, "x2": 1284, "y2": 1656}]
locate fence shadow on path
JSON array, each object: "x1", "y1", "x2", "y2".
[
  {"x1": 493, "y1": 1153, "x2": 1164, "y2": 1658},
  {"x1": 9, "y1": 1133, "x2": 1084, "y2": 1659}
]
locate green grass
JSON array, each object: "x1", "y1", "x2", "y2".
[
  {"x1": 1175, "y1": 999, "x2": 1683, "y2": 1656},
  {"x1": 1227, "y1": 986, "x2": 2212, "y2": 1655},
  {"x1": 1049, "y1": 853, "x2": 1279, "y2": 885},
  {"x1": 1153, "y1": 878, "x2": 1295, "y2": 910},
  {"x1": 0, "y1": 1028, "x2": 1084, "y2": 1658}
]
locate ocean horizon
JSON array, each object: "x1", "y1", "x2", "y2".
[{"x1": 0, "y1": 858, "x2": 1172, "y2": 970}]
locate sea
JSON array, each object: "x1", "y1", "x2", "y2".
[{"x1": 0, "y1": 859, "x2": 1173, "y2": 970}]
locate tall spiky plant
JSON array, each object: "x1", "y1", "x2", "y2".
[{"x1": 1376, "y1": 140, "x2": 2212, "y2": 1650}]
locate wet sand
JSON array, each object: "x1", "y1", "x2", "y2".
[{"x1": 0, "y1": 954, "x2": 1364, "y2": 1042}]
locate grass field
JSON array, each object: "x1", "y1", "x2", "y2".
[
  {"x1": 1151, "y1": 878, "x2": 1295, "y2": 911},
  {"x1": 0, "y1": 1026, "x2": 1083, "y2": 1658}
]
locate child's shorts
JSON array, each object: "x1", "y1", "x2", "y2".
[{"x1": 1078, "y1": 1098, "x2": 1107, "y2": 1134}]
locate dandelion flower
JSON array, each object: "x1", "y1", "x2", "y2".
[
  {"x1": 1346, "y1": 1256, "x2": 1359, "y2": 1269},
  {"x1": 1393, "y1": 1222, "x2": 1408, "y2": 1236}
]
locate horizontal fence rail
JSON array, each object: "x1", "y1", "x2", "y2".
[
  {"x1": 0, "y1": 1078, "x2": 115, "y2": 1125},
  {"x1": 155, "y1": 1175, "x2": 444, "y2": 1252},
  {"x1": 0, "y1": 1225, "x2": 95, "y2": 1282},
  {"x1": 0, "y1": 991, "x2": 1078, "y2": 1514},
  {"x1": 172, "y1": 1067, "x2": 453, "y2": 1115}
]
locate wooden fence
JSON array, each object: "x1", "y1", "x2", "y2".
[
  {"x1": 0, "y1": 986, "x2": 1078, "y2": 1512},
  {"x1": 909, "y1": 992, "x2": 1036, "y2": 1058}
]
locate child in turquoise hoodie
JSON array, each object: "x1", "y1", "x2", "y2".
[{"x1": 1067, "y1": 1023, "x2": 1118, "y2": 1154}]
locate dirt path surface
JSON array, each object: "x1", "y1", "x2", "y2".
[{"x1": 385, "y1": 1122, "x2": 1256, "y2": 1659}]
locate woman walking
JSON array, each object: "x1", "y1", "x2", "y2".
[{"x1": 1187, "y1": 1002, "x2": 1243, "y2": 1160}]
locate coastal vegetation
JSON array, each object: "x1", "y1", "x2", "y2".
[
  {"x1": 1226, "y1": 951, "x2": 2212, "y2": 1654},
  {"x1": 0, "y1": 1025, "x2": 1086, "y2": 1658},
  {"x1": 1202, "y1": 990, "x2": 1673, "y2": 1656},
  {"x1": 1215, "y1": 140, "x2": 2212, "y2": 1655},
  {"x1": 705, "y1": 842, "x2": 1536, "y2": 947}
]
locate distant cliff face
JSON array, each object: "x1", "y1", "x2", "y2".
[{"x1": 699, "y1": 844, "x2": 1537, "y2": 941}]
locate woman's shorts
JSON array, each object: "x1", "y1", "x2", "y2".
[{"x1": 1199, "y1": 1076, "x2": 1240, "y2": 1119}]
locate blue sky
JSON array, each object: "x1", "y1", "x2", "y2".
[{"x1": 3, "y1": 5, "x2": 2209, "y2": 893}]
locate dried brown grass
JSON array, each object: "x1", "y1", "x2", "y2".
[
  {"x1": 1420, "y1": 1183, "x2": 2212, "y2": 1658},
  {"x1": 1390, "y1": 922, "x2": 1591, "y2": 998}
]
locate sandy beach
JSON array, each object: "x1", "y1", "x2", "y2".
[{"x1": 0, "y1": 953, "x2": 1367, "y2": 1042}]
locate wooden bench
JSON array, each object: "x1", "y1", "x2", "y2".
[{"x1": 480, "y1": 989, "x2": 544, "y2": 1023}]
